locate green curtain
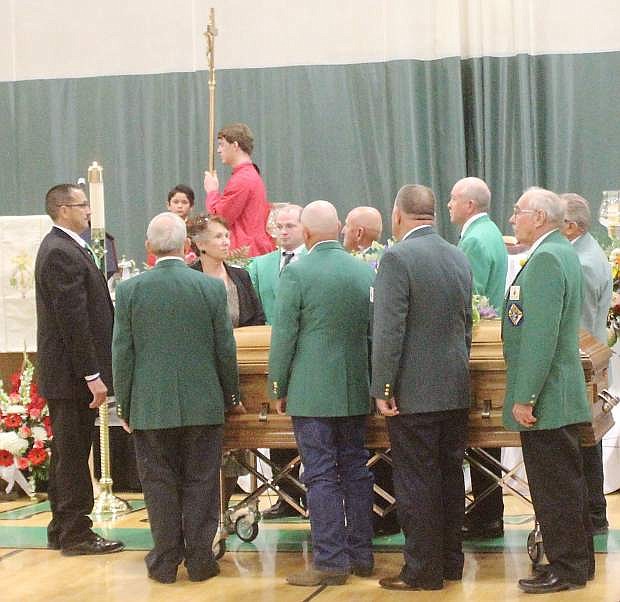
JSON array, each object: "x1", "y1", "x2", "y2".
[
  {"x1": 1, "y1": 51, "x2": 619, "y2": 261},
  {"x1": 462, "y1": 52, "x2": 620, "y2": 238}
]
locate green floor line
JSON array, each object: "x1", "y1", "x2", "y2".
[
  {"x1": 1, "y1": 525, "x2": 618, "y2": 553},
  {"x1": 0, "y1": 501, "x2": 51, "y2": 520}
]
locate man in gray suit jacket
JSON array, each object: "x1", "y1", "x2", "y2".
[
  {"x1": 371, "y1": 185, "x2": 473, "y2": 591},
  {"x1": 561, "y1": 193, "x2": 612, "y2": 534}
]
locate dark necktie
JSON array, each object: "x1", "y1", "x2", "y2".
[{"x1": 280, "y1": 251, "x2": 294, "y2": 274}]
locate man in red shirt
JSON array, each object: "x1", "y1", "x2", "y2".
[{"x1": 203, "y1": 123, "x2": 274, "y2": 257}]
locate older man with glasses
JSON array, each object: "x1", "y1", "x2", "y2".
[{"x1": 503, "y1": 187, "x2": 594, "y2": 594}]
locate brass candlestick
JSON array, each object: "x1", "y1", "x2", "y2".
[
  {"x1": 204, "y1": 8, "x2": 218, "y2": 175},
  {"x1": 88, "y1": 161, "x2": 131, "y2": 517}
]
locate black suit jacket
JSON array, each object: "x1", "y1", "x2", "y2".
[
  {"x1": 190, "y1": 261, "x2": 266, "y2": 327},
  {"x1": 35, "y1": 227, "x2": 114, "y2": 400}
]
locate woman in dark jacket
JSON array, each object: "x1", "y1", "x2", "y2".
[
  {"x1": 186, "y1": 213, "x2": 264, "y2": 510},
  {"x1": 187, "y1": 213, "x2": 265, "y2": 327}
]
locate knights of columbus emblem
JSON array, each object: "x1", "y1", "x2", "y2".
[{"x1": 508, "y1": 302, "x2": 524, "y2": 326}]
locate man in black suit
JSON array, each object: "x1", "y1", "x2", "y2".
[
  {"x1": 371, "y1": 185, "x2": 473, "y2": 591},
  {"x1": 35, "y1": 184, "x2": 124, "y2": 556}
]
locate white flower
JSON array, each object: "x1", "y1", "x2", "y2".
[
  {"x1": 31, "y1": 426, "x2": 48, "y2": 442},
  {"x1": 0, "y1": 431, "x2": 29, "y2": 455},
  {"x1": 3, "y1": 404, "x2": 26, "y2": 415}
]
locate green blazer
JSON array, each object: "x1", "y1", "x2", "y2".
[
  {"x1": 502, "y1": 230, "x2": 591, "y2": 431},
  {"x1": 112, "y1": 259, "x2": 239, "y2": 430},
  {"x1": 459, "y1": 214, "x2": 508, "y2": 311},
  {"x1": 247, "y1": 247, "x2": 307, "y2": 324},
  {"x1": 268, "y1": 241, "x2": 374, "y2": 417}
]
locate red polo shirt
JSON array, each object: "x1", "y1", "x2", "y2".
[{"x1": 206, "y1": 162, "x2": 274, "y2": 257}]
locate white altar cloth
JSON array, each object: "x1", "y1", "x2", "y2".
[{"x1": 0, "y1": 215, "x2": 52, "y2": 352}]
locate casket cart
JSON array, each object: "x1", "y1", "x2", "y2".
[{"x1": 216, "y1": 322, "x2": 617, "y2": 562}]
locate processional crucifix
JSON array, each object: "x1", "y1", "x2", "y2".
[{"x1": 204, "y1": 8, "x2": 218, "y2": 176}]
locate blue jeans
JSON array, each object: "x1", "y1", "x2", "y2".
[{"x1": 292, "y1": 415, "x2": 374, "y2": 572}]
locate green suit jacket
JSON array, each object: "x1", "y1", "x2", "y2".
[
  {"x1": 502, "y1": 230, "x2": 591, "y2": 431},
  {"x1": 268, "y1": 241, "x2": 374, "y2": 417},
  {"x1": 247, "y1": 247, "x2": 307, "y2": 324},
  {"x1": 459, "y1": 214, "x2": 508, "y2": 311},
  {"x1": 112, "y1": 259, "x2": 239, "y2": 430}
]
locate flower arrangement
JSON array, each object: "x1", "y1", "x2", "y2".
[
  {"x1": 0, "y1": 355, "x2": 52, "y2": 495},
  {"x1": 610, "y1": 248, "x2": 620, "y2": 286},
  {"x1": 352, "y1": 240, "x2": 385, "y2": 272},
  {"x1": 472, "y1": 294, "x2": 499, "y2": 327},
  {"x1": 351, "y1": 240, "x2": 394, "y2": 272},
  {"x1": 226, "y1": 245, "x2": 251, "y2": 268},
  {"x1": 606, "y1": 249, "x2": 620, "y2": 346}
]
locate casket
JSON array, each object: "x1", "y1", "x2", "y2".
[{"x1": 227, "y1": 322, "x2": 615, "y2": 449}]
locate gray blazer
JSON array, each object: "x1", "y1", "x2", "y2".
[
  {"x1": 573, "y1": 232, "x2": 612, "y2": 345},
  {"x1": 370, "y1": 226, "x2": 473, "y2": 414}
]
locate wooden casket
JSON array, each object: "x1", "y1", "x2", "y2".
[{"x1": 225, "y1": 322, "x2": 615, "y2": 449}]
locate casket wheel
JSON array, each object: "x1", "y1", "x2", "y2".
[
  {"x1": 235, "y1": 516, "x2": 259, "y2": 542},
  {"x1": 527, "y1": 529, "x2": 544, "y2": 564},
  {"x1": 213, "y1": 538, "x2": 226, "y2": 560}
]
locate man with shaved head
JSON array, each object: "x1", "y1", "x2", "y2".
[
  {"x1": 448, "y1": 176, "x2": 508, "y2": 539},
  {"x1": 269, "y1": 200, "x2": 375, "y2": 587},
  {"x1": 342, "y1": 206, "x2": 383, "y2": 253},
  {"x1": 372, "y1": 185, "x2": 473, "y2": 591}
]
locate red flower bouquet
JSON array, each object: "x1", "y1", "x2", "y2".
[{"x1": 0, "y1": 355, "x2": 52, "y2": 495}]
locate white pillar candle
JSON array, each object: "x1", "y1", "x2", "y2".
[{"x1": 87, "y1": 161, "x2": 105, "y2": 231}]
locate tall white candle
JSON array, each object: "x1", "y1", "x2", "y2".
[{"x1": 88, "y1": 161, "x2": 105, "y2": 231}]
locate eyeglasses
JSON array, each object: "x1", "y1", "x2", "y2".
[
  {"x1": 512, "y1": 206, "x2": 536, "y2": 216},
  {"x1": 59, "y1": 202, "x2": 90, "y2": 208}
]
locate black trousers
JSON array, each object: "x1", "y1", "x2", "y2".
[
  {"x1": 466, "y1": 447, "x2": 504, "y2": 524},
  {"x1": 521, "y1": 425, "x2": 594, "y2": 584},
  {"x1": 387, "y1": 409, "x2": 469, "y2": 587},
  {"x1": 582, "y1": 441, "x2": 608, "y2": 529},
  {"x1": 133, "y1": 425, "x2": 223, "y2": 579},
  {"x1": 46, "y1": 398, "x2": 97, "y2": 548}
]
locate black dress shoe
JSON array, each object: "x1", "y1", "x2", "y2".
[
  {"x1": 61, "y1": 535, "x2": 125, "y2": 556},
  {"x1": 187, "y1": 561, "x2": 220, "y2": 582},
  {"x1": 379, "y1": 575, "x2": 443, "y2": 591},
  {"x1": 518, "y1": 571, "x2": 585, "y2": 594},
  {"x1": 533, "y1": 563, "x2": 594, "y2": 581},
  {"x1": 261, "y1": 500, "x2": 299, "y2": 519},
  {"x1": 461, "y1": 519, "x2": 504, "y2": 539}
]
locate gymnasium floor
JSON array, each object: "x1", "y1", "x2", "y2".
[{"x1": 1, "y1": 492, "x2": 619, "y2": 602}]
